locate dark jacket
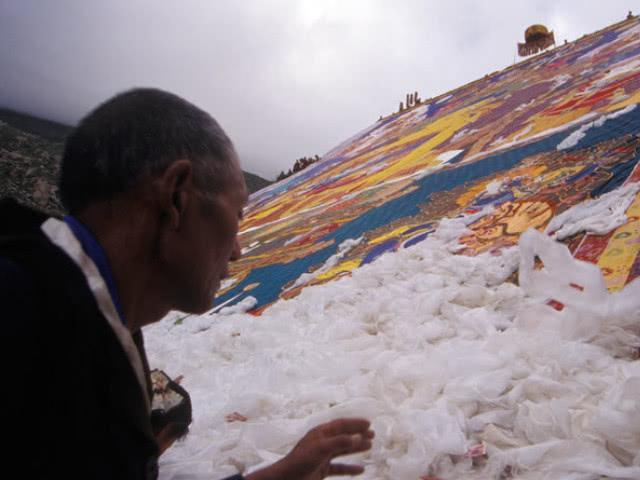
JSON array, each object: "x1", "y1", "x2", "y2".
[{"x1": 0, "y1": 199, "x2": 159, "y2": 479}]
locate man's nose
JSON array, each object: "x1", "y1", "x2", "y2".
[{"x1": 230, "y1": 237, "x2": 241, "y2": 261}]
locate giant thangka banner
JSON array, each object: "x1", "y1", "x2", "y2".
[{"x1": 216, "y1": 16, "x2": 640, "y2": 314}]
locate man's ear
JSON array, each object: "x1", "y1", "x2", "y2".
[{"x1": 159, "y1": 159, "x2": 194, "y2": 230}]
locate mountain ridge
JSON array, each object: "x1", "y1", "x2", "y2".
[{"x1": 0, "y1": 108, "x2": 272, "y2": 217}]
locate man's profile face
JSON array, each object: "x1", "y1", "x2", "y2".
[{"x1": 170, "y1": 156, "x2": 248, "y2": 313}]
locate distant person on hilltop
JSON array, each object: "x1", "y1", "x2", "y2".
[{"x1": 0, "y1": 88, "x2": 373, "y2": 479}]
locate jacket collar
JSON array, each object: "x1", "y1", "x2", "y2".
[{"x1": 41, "y1": 217, "x2": 150, "y2": 411}]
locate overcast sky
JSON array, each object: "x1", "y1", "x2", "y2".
[{"x1": 0, "y1": 1, "x2": 635, "y2": 179}]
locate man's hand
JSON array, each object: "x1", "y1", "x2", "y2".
[{"x1": 245, "y1": 418, "x2": 374, "y2": 480}]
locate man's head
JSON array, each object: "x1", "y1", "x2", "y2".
[
  {"x1": 59, "y1": 88, "x2": 239, "y2": 214},
  {"x1": 59, "y1": 88, "x2": 248, "y2": 317}
]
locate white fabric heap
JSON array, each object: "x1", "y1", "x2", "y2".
[
  {"x1": 545, "y1": 182, "x2": 640, "y2": 240},
  {"x1": 218, "y1": 296, "x2": 258, "y2": 316},
  {"x1": 145, "y1": 184, "x2": 640, "y2": 480}
]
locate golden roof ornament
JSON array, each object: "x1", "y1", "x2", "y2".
[{"x1": 518, "y1": 24, "x2": 556, "y2": 57}]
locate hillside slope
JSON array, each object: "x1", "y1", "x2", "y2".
[
  {"x1": 0, "y1": 120, "x2": 64, "y2": 215},
  {"x1": 220, "y1": 15, "x2": 640, "y2": 314},
  {"x1": 0, "y1": 109, "x2": 272, "y2": 216}
]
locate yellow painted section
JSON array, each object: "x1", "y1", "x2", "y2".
[
  {"x1": 598, "y1": 192, "x2": 640, "y2": 291},
  {"x1": 315, "y1": 259, "x2": 362, "y2": 281},
  {"x1": 605, "y1": 89, "x2": 640, "y2": 112},
  {"x1": 369, "y1": 226, "x2": 410, "y2": 245},
  {"x1": 532, "y1": 107, "x2": 593, "y2": 136},
  {"x1": 247, "y1": 203, "x2": 283, "y2": 221},
  {"x1": 456, "y1": 182, "x2": 490, "y2": 207},
  {"x1": 312, "y1": 101, "x2": 491, "y2": 202},
  {"x1": 539, "y1": 166, "x2": 584, "y2": 184}
]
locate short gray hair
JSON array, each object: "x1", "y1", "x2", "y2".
[{"x1": 59, "y1": 88, "x2": 237, "y2": 213}]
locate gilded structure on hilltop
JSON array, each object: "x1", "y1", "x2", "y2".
[{"x1": 518, "y1": 24, "x2": 556, "y2": 57}]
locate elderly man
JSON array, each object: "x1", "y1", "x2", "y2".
[{"x1": 0, "y1": 89, "x2": 373, "y2": 479}]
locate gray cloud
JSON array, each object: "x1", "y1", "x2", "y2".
[{"x1": 0, "y1": 0, "x2": 634, "y2": 178}]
